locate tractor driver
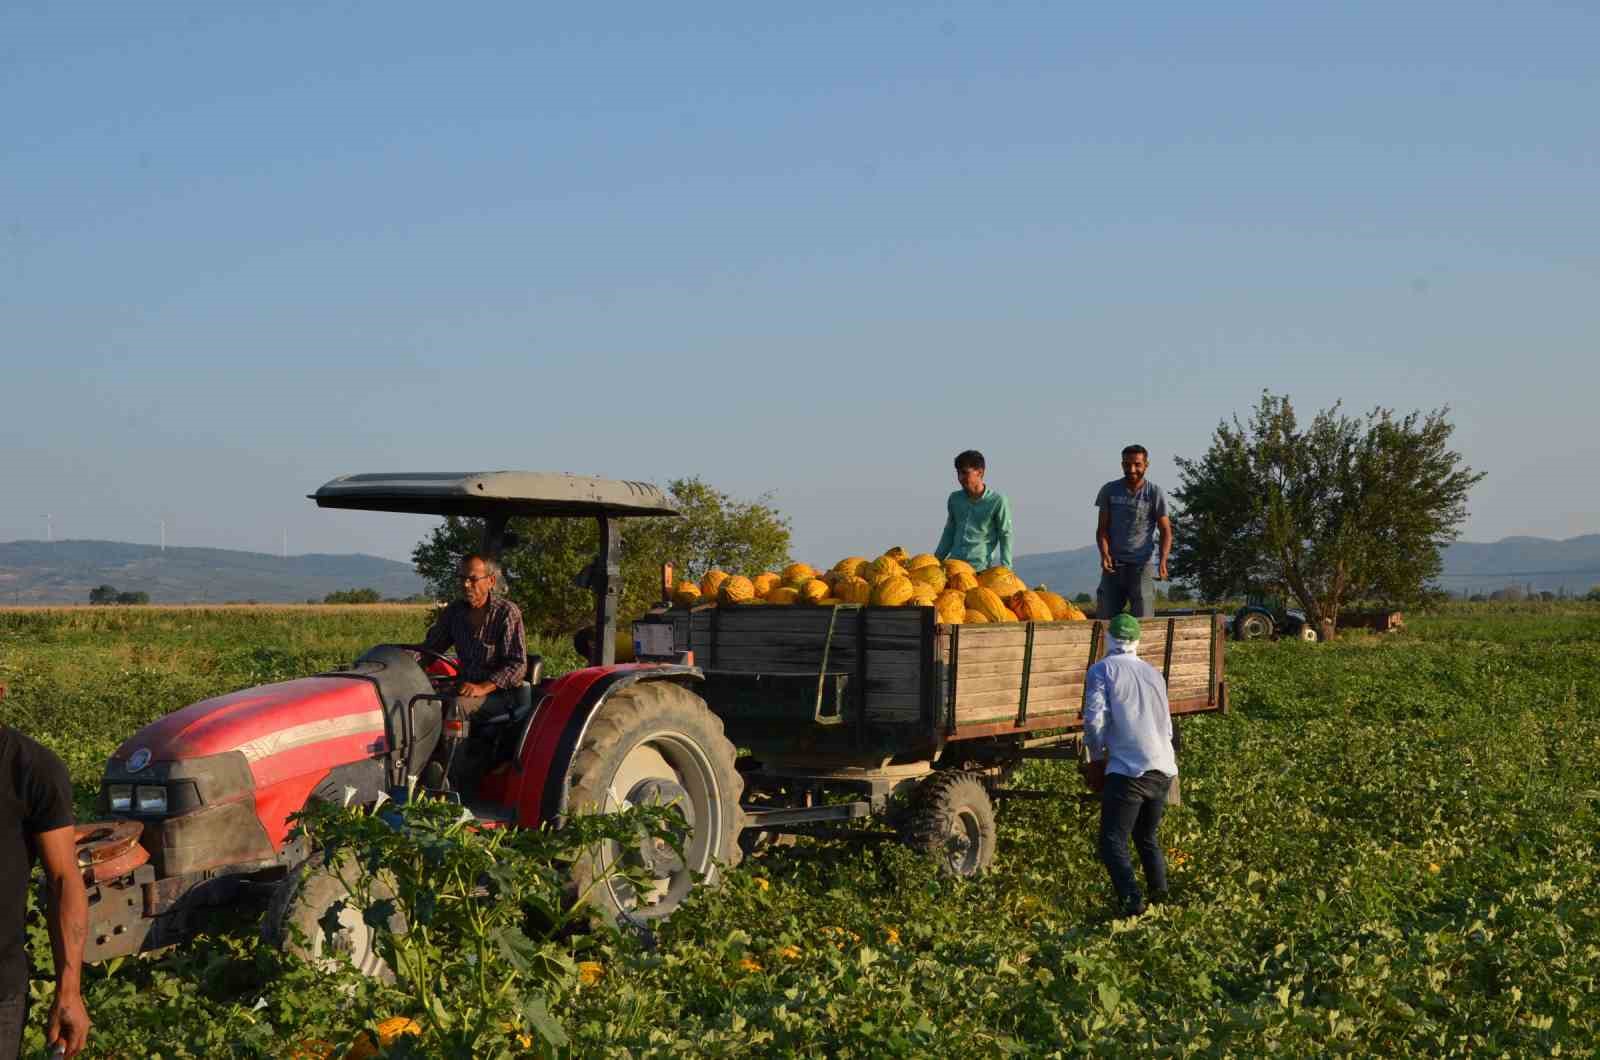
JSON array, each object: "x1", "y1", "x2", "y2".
[{"x1": 417, "y1": 554, "x2": 529, "y2": 720}]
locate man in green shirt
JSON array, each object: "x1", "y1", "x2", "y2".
[{"x1": 934, "y1": 450, "x2": 1014, "y2": 570}]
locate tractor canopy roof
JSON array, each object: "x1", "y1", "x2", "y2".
[{"x1": 310, "y1": 471, "x2": 679, "y2": 519}]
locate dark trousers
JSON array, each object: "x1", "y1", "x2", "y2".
[
  {"x1": 0, "y1": 990, "x2": 27, "y2": 1060},
  {"x1": 1097, "y1": 563, "x2": 1155, "y2": 619},
  {"x1": 1098, "y1": 770, "x2": 1171, "y2": 906}
]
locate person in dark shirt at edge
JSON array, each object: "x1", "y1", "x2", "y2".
[
  {"x1": 1, "y1": 683, "x2": 91, "y2": 1059},
  {"x1": 416, "y1": 554, "x2": 529, "y2": 719}
]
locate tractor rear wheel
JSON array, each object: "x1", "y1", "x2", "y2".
[
  {"x1": 564, "y1": 680, "x2": 743, "y2": 927},
  {"x1": 1234, "y1": 611, "x2": 1273, "y2": 641},
  {"x1": 264, "y1": 851, "x2": 405, "y2": 982},
  {"x1": 900, "y1": 771, "x2": 996, "y2": 877}
]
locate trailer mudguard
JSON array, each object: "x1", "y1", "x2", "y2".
[{"x1": 507, "y1": 664, "x2": 701, "y2": 829}]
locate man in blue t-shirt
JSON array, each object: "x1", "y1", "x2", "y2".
[{"x1": 1093, "y1": 444, "x2": 1172, "y2": 619}]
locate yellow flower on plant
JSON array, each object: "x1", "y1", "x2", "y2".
[
  {"x1": 1428, "y1": 863, "x2": 1441, "y2": 874},
  {"x1": 754, "y1": 878, "x2": 770, "y2": 892},
  {"x1": 737, "y1": 956, "x2": 764, "y2": 973},
  {"x1": 778, "y1": 945, "x2": 802, "y2": 960},
  {"x1": 884, "y1": 928, "x2": 901, "y2": 945},
  {"x1": 577, "y1": 961, "x2": 604, "y2": 985}
]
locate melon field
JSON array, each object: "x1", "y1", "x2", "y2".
[{"x1": 2, "y1": 604, "x2": 1597, "y2": 1056}]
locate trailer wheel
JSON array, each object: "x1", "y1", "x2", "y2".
[
  {"x1": 264, "y1": 851, "x2": 405, "y2": 982},
  {"x1": 900, "y1": 771, "x2": 996, "y2": 877},
  {"x1": 564, "y1": 681, "x2": 743, "y2": 926}
]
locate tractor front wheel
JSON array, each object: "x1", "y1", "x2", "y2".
[
  {"x1": 563, "y1": 680, "x2": 743, "y2": 927},
  {"x1": 900, "y1": 770, "x2": 997, "y2": 877},
  {"x1": 264, "y1": 851, "x2": 405, "y2": 982}
]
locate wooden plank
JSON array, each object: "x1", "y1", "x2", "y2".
[
  {"x1": 955, "y1": 670, "x2": 1085, "y2": 695},
  {"x1": 1165, "y1": 662, "x2": 1212, "y2": 680},
  {"x1": 947, "y1": 657, "x2": 1090, "y2": 678},
  {"x1": 956, "y1": 685, "x2": 1081, "y2": 714}
]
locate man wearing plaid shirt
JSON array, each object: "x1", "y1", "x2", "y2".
[{"x1": 419, "y1": 554, "x2": 529, "y2": 719}]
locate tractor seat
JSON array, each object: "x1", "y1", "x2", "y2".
[{"x1": 472, "y1": 656, "x2": 544, "y2": 733}]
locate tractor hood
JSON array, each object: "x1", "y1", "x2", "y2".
[{"x1": 111, "y1": 676, "x2": 388, "y2": 777}]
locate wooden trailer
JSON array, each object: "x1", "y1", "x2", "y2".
[{"x1": 635, "y1": 605, "x2": 1228, "y2": 873}]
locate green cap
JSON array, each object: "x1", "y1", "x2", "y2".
[{"x1": 1109, "y1": 613, "x2": 1142, "y2": 641}]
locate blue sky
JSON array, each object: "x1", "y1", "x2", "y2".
[{"x1": 2, "y1": 2, "x2": 1596, "y2": 563}]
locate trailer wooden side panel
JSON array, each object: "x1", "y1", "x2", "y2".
[
  {"x1": 651, "y1": 605, "x2": 1226, "y2": 756},
  {"x1": 942, "y1": 614, "x2": 1220, "y2": 740}
]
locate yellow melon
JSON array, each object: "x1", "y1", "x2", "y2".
[
  {"x1": 866, "y1": 555, "x2": 905, "y2": 581},
  {"x1": 978, "y1": 566, "x2": 1025, "y2": 597},
  {"x1": 884, "y1": 546, "x2": 909, "y2": 564},
  {"x1": 782, "y1": 562, "x2": 816, "y2": 583},
  {"x1": 942, "y1": 558, "x2": 976, "y2": 578},
  {"x1": 910, "y1": 565, "x2": 947, "y2": 592},
  {"x1": 719, "y1": 575, "x2": 756, "y2": 605},
  {"x1": 700, "y1": 569, "x2": 730, "y2": 599},
  {"x1": 833, "y1": 575, "x2": 871, "y2": 604},
  {"x1": 908, "y1": 582, "x2": 939, "y2": 606},
  {"x1": 344, "y1": 1018, "x2": 422, "y2": 1060},
  {"x1": 832, "y1": 557, "x2": 869, "y2": 578},
  {"x1": 935, "y1": 592, "x2": 966, "y2": 623},
  {"x1": 1007, "y1": 590, "x2": 1054, "y2": 622},
  {"x1": 871, "y1": 575, "x2": 915, "y2": 606},
  {"x1": 766, "y1": 586, "x2": 800, "y2": 605},
  {"x1": 946, "y1": 570, "x2": 979, "y2": 592},
  {"x1": 965, "y1": 586, "x2": 1015, "y2": 623},
  {"x1": 672, "y1": 581, "x2": 701, "y2": 607},
  {"x1": 818, "y1": 596, "x2": 843, "y2": 605},
  {"x1": 906, "y1": 552, "x2": 941, "y2": 571},
  {"x1": 752, "y1": 572, "x2": 782, "y2": 599},
  {"x1": 963, "y1": 609, "x2": 989, "y2": 623},
  {"x1": 1034, "y1": 588, "x2": 1085, "y2": 621},
  {"x1": 799, "y1": 578, "x2": 830, "y2": 604}
]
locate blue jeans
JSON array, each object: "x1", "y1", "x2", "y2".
[
  {"x1": 1098, "y1": 770, "x2": 1171, "y2": 906},
  {"x1": 1097, "y1": 562, "x2": 1155, "y2": 619}
]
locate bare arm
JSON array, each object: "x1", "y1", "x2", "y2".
[
  {"x1": 1096, "y1": 509, "x2": 1114, "y2": 573},
  {"x1": 37, "y1": 825, "x2": 90, "y2": 1057},
  {"x1": 1156, "y1": 515, "x2": 1172, "y2": 580}
]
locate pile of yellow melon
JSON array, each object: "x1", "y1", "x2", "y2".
[{"x1": 670, "y1": 547, "x2": 1086, "y2": 624}]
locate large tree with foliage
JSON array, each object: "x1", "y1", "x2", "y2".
[
  {"x1": 412, "y1": 477, "x2": 791, "y2": 637},
  {"x1": 1172, "y1": 392, "x2": 1483, "y2": 627}
]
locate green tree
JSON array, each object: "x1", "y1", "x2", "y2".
[
  {"x1": 1166, "y1": 584, "x2": 1193, "y2": 603},
  {"x1": 1588, "y1": 586, "x2": 1600, "y2": 602},
  {"x1": 324, "y1": 587, "x2": 383, "y2": 604},
  {"x1": 114, "y1": 590, "x2": 150, "y2": 605},
  {"x1": 88, "y1": 584, "x2": 119, "y2": 605},
  {"x1": 1172, "y1": 392, "x2": 1483, "y2": 628},
  {"x1": 413, "y1": 477, "x2": 791, "y2": 637},
  {"x1": 1072, "y1": 592, "x2": 1092, "y2": 605}
]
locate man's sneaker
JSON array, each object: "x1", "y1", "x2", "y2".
[
  {"x1": 1118, "y1": 896, "x2": 1148, "y2": 917},
  {"x1": 1149, "y1": 889, "x2": 1170, "y2": 905}
]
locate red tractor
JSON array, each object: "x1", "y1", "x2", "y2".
[{"x1": 82, "y1": 472, "x2": 746, "y2": 975}]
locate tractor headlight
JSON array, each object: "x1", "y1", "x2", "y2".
[
  {"x1": 108, "y1": 784, "x2": 133, "y2": 812},
  {"x1": 134, "y1": 785, "x2": 168, "y2": 814}
]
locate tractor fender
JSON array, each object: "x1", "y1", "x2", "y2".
[{"x1": 511, "y1": 665, "x2": 702, "y2": 829}]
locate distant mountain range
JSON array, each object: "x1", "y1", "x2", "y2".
[
  {"x1": 1013, "y1": 534, "x2": 1600, "y2": 599},
  {"x1": 3, "y1": 534, "x2": 1597, "y2": 605},
  {"x1": 0, "y1": 540, "x2": 427, "y2": 604}
]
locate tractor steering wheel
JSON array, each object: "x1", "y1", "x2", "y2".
[{"x1": 373, "y1": 644, "x2": 459, "y2": 674}]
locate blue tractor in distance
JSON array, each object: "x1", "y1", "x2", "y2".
[{"x1": 1230, "y1": 594, "x2": 1320, "y2": 642}]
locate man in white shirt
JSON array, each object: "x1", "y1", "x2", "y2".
[{"x1": 1082, "y1": 613, "x2": 1177, "y2": 916}]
